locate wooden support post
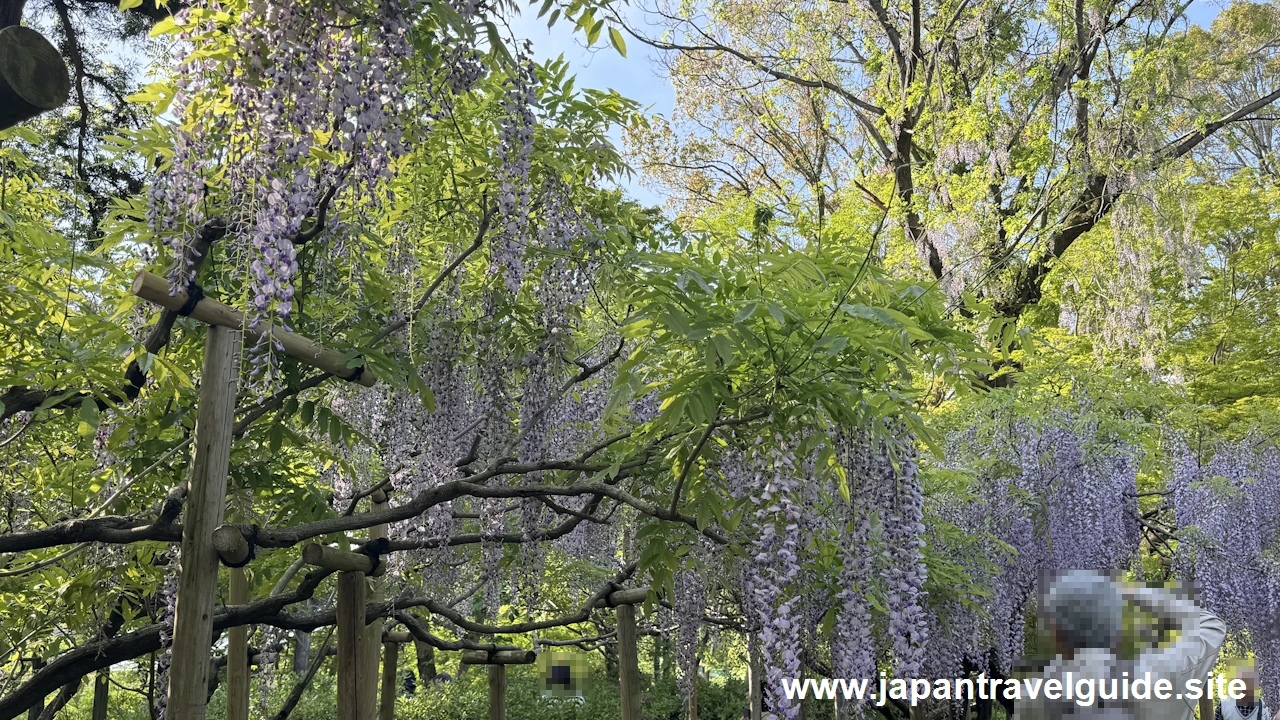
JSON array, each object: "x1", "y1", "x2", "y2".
[
  {"x1": 293, "y1": 629, "x2": 311, "y2": 677},
  {"x1": 488, "y1": 664, "x2": 507, "y2": 720},
  {"x1": 362, "y1": 491, "x2": 388, "y2": 720},
  {"x1": 131, "y1": 270, "x2": 377, "y2": 386},
  {"x1": 90, "y1": 671, "x2": 109, "y2": 720},
  {"x1": 165, "y1": 326, "x2": 241, "y2": 720},
  {"x1": 1199, "y1": 696, "x2": 1214, "y2": 720},
  {"x1": 337, "y1": 570, "x2": 366, "y2": 720},
  {"x1": 227, "y1": 566, "x2": 250, "y2": 720},
  {"x1": 0, "y1": 26, "x2": 70, "y2": 130},
  {"x1": 378, "y1": 639, "x2": 399, "y2": 720},
  {"x1": 617, "y1": 605, "x2": 641, "y2": 720}
]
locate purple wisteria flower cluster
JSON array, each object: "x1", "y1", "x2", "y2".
[
  {"x1": 747, "y1": 439, "x2": 804, "y2": 720},
  {"x1": 935, "y1": 404, "x2": 1141, "y2": 675},
  {"x1": 150, "y1": 0, "x2": 412, "y2": 388},
  {"x1": 492, "y1": 59, "x2": 539, "y2": 295},
  {"x1": 1171, "y1": 436, "x2": 1280, "y2": 701}
]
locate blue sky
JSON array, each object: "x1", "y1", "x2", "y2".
[{"x1": 507, "y1": 0, "x2": 1230, "y2": 207}]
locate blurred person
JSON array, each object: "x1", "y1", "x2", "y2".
[
  {"x1": 1015, "y1": 571, "x2": 1226, "y2": 720},
  {"x1": 1215, "y1": 664, "x2": 1271, "y2": 720}
]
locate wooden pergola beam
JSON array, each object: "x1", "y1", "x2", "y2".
[
  {"x1": 131, "y1": 270, "x2": 378, "y2": 387},
  {"x1": 301, "y1": 544, "x2": 386, "y2": 577},
  {"x1": 459, "y1": 650, "x2": 536, "y2": 665}
]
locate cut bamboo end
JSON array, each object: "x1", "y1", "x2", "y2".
[
  {"x1": 130, "y1": 269, "x2": 378, "y2": 388},
  {"x1": 382, "y1": 631, "x2": 413, "y2": 644},
  {"x1": 301, "y1": 543, "x2": 385, "y2": 577}
]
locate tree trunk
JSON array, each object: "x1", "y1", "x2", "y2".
[{"x1": 414, "y1": 638, "x2": 437, "y2": 683}]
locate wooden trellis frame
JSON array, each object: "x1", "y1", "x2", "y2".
[
  {"x1": 131, "y1": 270, "x2": 381, "y2": 720},
  {"x1": 131, "y1": 270, "x2": 378, "y2": 387}
]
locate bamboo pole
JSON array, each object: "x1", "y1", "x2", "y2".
[
  {"x1": 337, "y1": 570, "x2": 366, "y2": 720},
  {"x1": 362, "y1": 491, "x2": 388, "y2": 720},
  {"x1": 488, "y1": 664, "x2": 507, "y2": 720},
  {"x1": 617, "y1": 605, "x2": 641, "y2": 720},
  {"x1": 130, "y1": 270, "x2": 377, "y2": 387},
  {"x1": 227, "y1": 565, "x2": 250, "y2": 720},
  {"x1": 378, "y1": 639, "x2": 399, "y2": 720},
  {"x1": 165, "y1": 326, "x2": 241, "y2": 720}
]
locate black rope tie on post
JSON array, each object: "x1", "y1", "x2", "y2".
[
  {"x1": 176, "y1": 283, "x2": 204, "y2": 317},
  {"x1": 343, "y1": 357, "x2": 366, "y2": 384},
  {"x1": 357, "y1": 536, "x2": 390, "y2": 575},
  {"x1": 224, "y1": 525, "x2": 260, "y2": 569},
  {"x1": 603, "y1": 581, "x2": 621, "y2": 607}
]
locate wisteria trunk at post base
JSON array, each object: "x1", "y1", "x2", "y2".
[
  {"x1": 414, "y1": 638, "x2": 436, "y2": 682},
  {"x1": 337, "y1": 570, "x2": 367, "y2": 720},
  {"x1": 617, "y1": 604, "x2": 641, "y2": 720},
  {"x1": 488, "y1": 664, "x2": 507, "y2": 720},
  {"x1": 165, "y1": 326, "x2": 241, "y2": 720}
]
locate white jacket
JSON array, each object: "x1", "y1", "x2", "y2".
[{"x1": 1014, "y1": 585, "x2": 1226, "y2": 720}]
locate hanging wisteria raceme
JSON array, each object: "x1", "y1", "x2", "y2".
[
  {"x1": 747, "y1": 438, "x2": 803, "y2": 720},
  {"x1": 832, "y1": 432, "x2": 875, "y2": 698},
  {"x1": 149, "y1": 0, "x2": 413, "y2": 388},
  {"x1": 931, "y1": 402, "x2": 1142, "y2": 675},
  {"x1": 874, "y1": 435, "x2": 930, "y2": 678},
  {"x1": 674, "y1": 568, "x2": 706, "y2": 702},
  {"x1": 1171, "y1": 436, "x2": 1280, "y2": 702},
  {"x1": 491, "y1": 57, "x2": 539, "y2": 295}
]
